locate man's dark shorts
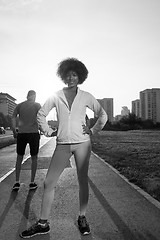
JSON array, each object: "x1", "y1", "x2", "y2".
[{"x1": 17, "y1": 133, "x2": 40, "y2": 156}]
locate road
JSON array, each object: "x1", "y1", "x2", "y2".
[
  {"x1": 0, "y1": 130, "x2": 13, "y2": 139},
  {"x1": 0, "y1": 135, "x2": 51, "y2": 181},
  {"x1": 1, "y1": 137, "x2": 160, "y2": 239}
]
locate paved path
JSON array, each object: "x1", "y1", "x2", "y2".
[{"x1": 0, "y1": 138, "x2": 160, "y2": 239}]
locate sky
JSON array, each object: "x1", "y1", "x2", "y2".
[{"x1": 0, "y1": 0, "x2": 160, "y2": 117}]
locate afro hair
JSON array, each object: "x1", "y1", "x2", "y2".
[{"x1": 57, "y1": 58, "x2": 88, "y2": 84}]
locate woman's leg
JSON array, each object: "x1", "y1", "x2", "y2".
[
  {"x1": 74, "y1": 141, "x2": 91, "y2": 216},
  {"x1": 40, "y1": 144, "x2": 72, "y2": 220}
]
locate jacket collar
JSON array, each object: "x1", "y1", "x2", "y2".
[{"x1": 58, "y1": 87, "x2": 80, "y2": 108}]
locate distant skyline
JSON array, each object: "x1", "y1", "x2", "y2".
[{"x1": 0, "y1": 0, "x2": 160, "y2": 116}]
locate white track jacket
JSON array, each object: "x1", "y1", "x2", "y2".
[{"x1": 37, "y1": 88, "x2": 107, "y2": 144}]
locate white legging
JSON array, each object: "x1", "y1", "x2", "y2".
[{"x1": 40, "y1": 140, "x2": 91, "y2": 219}]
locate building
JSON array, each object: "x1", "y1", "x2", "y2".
[
  {"x1": 121, "y1": 106, "x2": 130, "y2": 116},
  {"x1": 140, "y1": 88, "x2": 160, "y2": 123},
  {"x1": 0, "y1": 93, "x2": 17, "y2": 117},
  {"x1": 97, "y1": 98, "x2": 113, "y2": 122},
  {"x1": 132, "y1": 99, "x2": 140, "y2": 118}
]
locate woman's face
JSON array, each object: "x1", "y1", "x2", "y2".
[{"x1": 65, "y1": 71, "x2": 79, "y2": 87}]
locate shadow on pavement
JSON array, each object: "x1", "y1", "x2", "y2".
[
  {"x1": 88, "y1": 178, "x2": 150, "y2": 240},
  {"x1": 0, "y1": 190, "x2": 18, "y2": 228},
  {"x1": 15, "y1": 189, "x2": 41, "y2": 239},
  {"x1": 14, "y1": 188, "x2": 51, "y2": 239}
]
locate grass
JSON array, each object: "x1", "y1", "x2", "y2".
[
  {"x1": 1, "y1": 130, "x2": 160, "y2": 202},
  {"x1": 91, "y1": 130, "x2": 160, "y2": 202}
]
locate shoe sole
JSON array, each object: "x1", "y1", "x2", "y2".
[
  {"x1": 78, "y1": 226, "x2": 91, "y2": 235},
  {"x1": 29, "y1": 187, "x2": 38, "y2": 190},
  {"x1": 12, "y1": 187, "x2": 20, "y2": 191},
  {"x1": 80, "y1": 231, "x2": 91, "y2": 235},
  {"x1": 19, "y1": 230, "x2": 50, "y2": 238}
]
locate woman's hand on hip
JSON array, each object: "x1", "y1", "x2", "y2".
[{"x1": 82, "y1": 124, "x2": 92, "y2": 135}]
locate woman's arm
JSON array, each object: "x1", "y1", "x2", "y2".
[
  {"x1": 87, "y1": 94, "x2": 108, "y2": 134},
  {"x1": 37, "y1": 96, "x2": 57, "y2": 137}
]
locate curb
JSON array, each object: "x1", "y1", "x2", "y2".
[{"x1": 92, "y1": 151, "x2": 160, "y2": 210}]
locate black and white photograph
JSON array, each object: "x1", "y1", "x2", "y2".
[{"x1": 0, "y1": 0, "x2": 160, "y2": 239}]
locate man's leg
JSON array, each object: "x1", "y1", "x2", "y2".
[
  {"x1": 12, "y1": 154, "x2": 24, "y2": 190},
  {"x1": 15, "y1": 154, "x2": 24, "y2": 182},
  {"x1": 30, "y1": 155, "x2": 38, "y2": 183},
  {"x1": 29, "y1": 133, "x2": 40, "y2": 187},
  {"x1": 13, "y1": 133, "x2": 26, "y2": 190}
]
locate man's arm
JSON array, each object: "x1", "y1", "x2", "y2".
[{"x1": 12, "y1": 106, "x2": 18, "y2": 138}]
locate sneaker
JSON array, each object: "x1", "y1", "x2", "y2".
[
  {"x1": 20, "y1": 220, "x2": 50, "y2": 238},
  {"x1": 12, "y1": 182, "x2": 20, "y2": 191},
  {"x1": 29, "y1": 182, "x2": 38, "y2": 190},
  {"x1": 78, "y1": 215, "x2": 91, "y2": 235}
]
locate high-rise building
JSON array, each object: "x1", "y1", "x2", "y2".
[
  {"x1": 97, "y1": 98, "x2": 113, "y2": 122},
  {"x1": 132, "y1": 99, "x2": 140, "y2": 118},
  {"x1": 0, "y1": 93, "x2": 17, "y2": 117},
  {"x1": 121, "y1": 106, "x2": 130, "y2": 116},
  {"x1": 140, "y1": 88, "x2": 160, "y2": 123}
]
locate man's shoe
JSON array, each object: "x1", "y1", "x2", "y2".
[
  {"x1": 20, "y1": 220, "x2": 50, "y2": 238},
  {"x1": 29, "y1": 182, "x2": 38, "y2": 190},
  {"x1": 12, "y1": 182, "x2": 20, "y2": 191},
  {"x1": 78, "y1": 215, "x2": 91, "y2": 235}
]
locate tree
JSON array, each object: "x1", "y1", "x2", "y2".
[
  {"x1": 0, "y1": 113, "x2": 12, "y2": 128},
  {"x1": 0, "y1": 113, "x2": 5, "y2": 127}
]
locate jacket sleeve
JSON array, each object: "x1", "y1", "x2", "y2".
[
  {"x1": 87, "y1": 93, "x2": 108, "y2": 134},
  {"x1": 37, "y1": 96, "x2": 56, "y2": 137}
]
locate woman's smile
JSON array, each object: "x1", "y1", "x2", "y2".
[{"x1": 65, "y1": 71, "x2": 79, "y2": 87}]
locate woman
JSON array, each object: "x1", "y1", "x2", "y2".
[{"x1": 20, "y1": 58, "x2": 107, "y2": 238}]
